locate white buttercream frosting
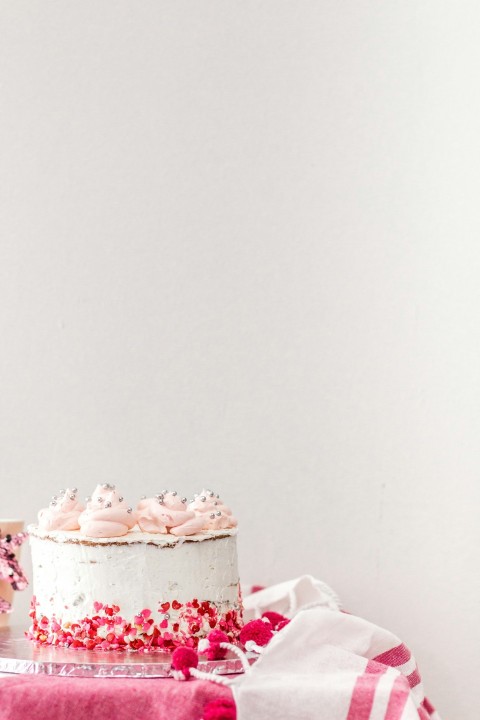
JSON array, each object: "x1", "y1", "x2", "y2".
[{"x1": 28, "y1": 525, "x2": 240, "y2": 626}]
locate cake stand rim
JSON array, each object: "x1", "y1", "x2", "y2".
[{"x1": 0, "y1": 625, "x2": 248, "y2": 678}]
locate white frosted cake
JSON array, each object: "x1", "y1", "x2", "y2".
[{"x1": 27, "y1": 485, "x2": 242, "y2": 651}]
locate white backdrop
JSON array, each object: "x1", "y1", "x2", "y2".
[{"x1": 1, "y1": 2, "x2": 479, "y2": 718}]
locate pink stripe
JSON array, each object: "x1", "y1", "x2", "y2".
[
  {"x1": 365, "y1": 659, "x2": 388, "y2": 674},
  {"x1": 422, "y1": 697, "x2": 436, "y2": 714},
  {"x1": 384, "y1": 676, "x2": 410, "y2": 720},
  {"x1": 373, "y1": 644, "x2": 411, "y2": 668},
  {"x1": 417, "y1": 707, "x2": 431, "y2": 720},
  {"x1": 345, "y1": 664, "x2": 387, "y2": 720},
  {"x1": 406, "y1": 666, "x2": 421, "y2": 688}
]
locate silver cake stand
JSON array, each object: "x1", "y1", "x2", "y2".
[{"x1": 0, "y1": 626, "x2": 247, "y2": 678}]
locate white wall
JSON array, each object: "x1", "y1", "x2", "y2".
[{"x1": 1, "y1": 2, "x2": 479, "y2": 717}]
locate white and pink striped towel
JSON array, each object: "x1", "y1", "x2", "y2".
[{"x1": 233, "y1": 576, "x2": 441, "y2": 720}]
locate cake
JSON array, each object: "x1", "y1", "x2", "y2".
[{"x1": 27, "y1": 485, "x2": 242, "y2": 651}]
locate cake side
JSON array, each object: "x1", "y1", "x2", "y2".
[{"x1": 28, "y1": 527, "x2": 242, "y2": 651}]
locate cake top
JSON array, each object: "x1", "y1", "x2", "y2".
[{"x1": 36, "y1": 485, "x2": 237, "y2": 539}]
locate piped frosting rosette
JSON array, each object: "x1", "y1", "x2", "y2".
[
  {"x1": 188, "y1": 489, "x2": 238, "y2": 531},
  {"x1": 137, "y1": 491, "x2": 205, "y2": 536},
  {"x1": 38, "y1": 488, "x2": 84, "y2": 531},
  {"x1": 78, "y1": 484, "x2": 137, "y2": 538}
]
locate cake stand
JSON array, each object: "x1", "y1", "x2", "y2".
[{"x1": 0, "y1": 626, "x2": 248, "y2": 678}]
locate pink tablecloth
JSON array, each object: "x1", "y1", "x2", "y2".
[{"x1": 0, "y1": 674, "x2": 232, "y2": 720}]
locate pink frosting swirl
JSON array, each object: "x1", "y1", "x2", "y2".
[
  {"x1": 188, "y1": 489, "x2": 238, "y2": 530},
  {"x1": 78, "y1": 484, "x2": 137, "y2": 538},
  {"x1": 137, "y1": 492, "x2": 205, "y2": 536},
  {"x1": 38, "y1": 488, "x2": 84, "y2": 531}
]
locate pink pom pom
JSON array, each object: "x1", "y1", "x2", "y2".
[
  {"x1": 171, "y1": 646, "x2": 199, "y2": 679},
  {"x1": 276, "y1": 619, "x2": 290, "y2": 631},
  {"x1": 261, "y1": 611, "x2": 288, "y2": 630},
  {"x1": 202, "y1": 697, "x2": 236, "y2": 720},
  {"x1": 204, "y1": 629, "x2": 229, "y2": 660},
  {"x1": 208, "y1": 629, "x2": 229, "y2": 645},
  {"x1": 239, "y1": 619, "x2": 273, "y2": 648}
]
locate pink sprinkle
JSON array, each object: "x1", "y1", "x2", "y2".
[
  {"x1": 93, "y1": 602, "x2": 103, "y2": 613},
  {"x1": 141, "y1": 609, "x2": 151, "y2": 618}
]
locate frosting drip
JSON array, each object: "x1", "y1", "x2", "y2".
[
  {"x1": 38, "y1": 488, "x2": 84, "y2": 531},
  {"x1": 78, "y1": 484, "x2": 137, "y2": 538}
]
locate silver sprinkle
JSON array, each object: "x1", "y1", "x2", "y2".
[
  {"x1": 181, "y1": 497, "x2": 187, "y2": 504},
  {"x1": 119, "y1": 496, "x2": 123, "y2": 502},
  {"x1": 164, "y1": 613, "x2": 170, "y2": 620},
  {"x1": 72, "y1": 488, "x2": 78, "y2": 494},
  {"x1": 140, "y1": 495, "x2": 146, "y2": 500},
  {"x1": 69, "y1": 494, "x2": 75, "y2": 500},
  {"x1": 216, "y1": 511, "x2": 221, "y2": 516},
  {"x1": 59, "y1": 489, "x2": 66, "y2": 495},
  {"x1": 127, "y1": 507, "x2": 133, "y2": 513},
  {"x1": 214, "y1": 501, "x2": 218, "y2": 506},
  {"x1": 50, "y1": 500, "x2": 57, "y2": 506},
  {"x1": 105, "y1": 501, "x2": 112, "y2": 508},
  {"x1": 157, "y1": 498, "x2": 164, "y2": 505},
  {"x1": 85, "y1": 496, "x2": 91, "y2": 503},
  {"x1": 102, "y1": 483, "x2": 110, "y2": 489},
  {"x1": 155, "y1": 494, "x2": 164, "y2": 499},
  {"x1": 209, "y1": 491, "x2": 215, "y2": 497},
  {"x1": 171, "y1": 490, "x2": 177, "y2": 496},
  {"x1": 216, "y1": 494, "x2": 219, "y2": 498},
  {"x1": 52, "y1": 495, "x2": 58, "y2": 501},
  {"x1": 210, "y1": 513, "x2": 216, "y2": 519},
  {"x1": 97, "y1": 497, "x2": 103, "y2": 503},
  {"x1": 162, "y1": 489, "x2": 168, "y2": 495},
  {"x1": 200, "y1": 496, "x2": 206, "y2": 502}
]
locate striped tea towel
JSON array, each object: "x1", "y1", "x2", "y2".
[{"x1": 234, "y1": 577, "x2": 440, "y2": 720}]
